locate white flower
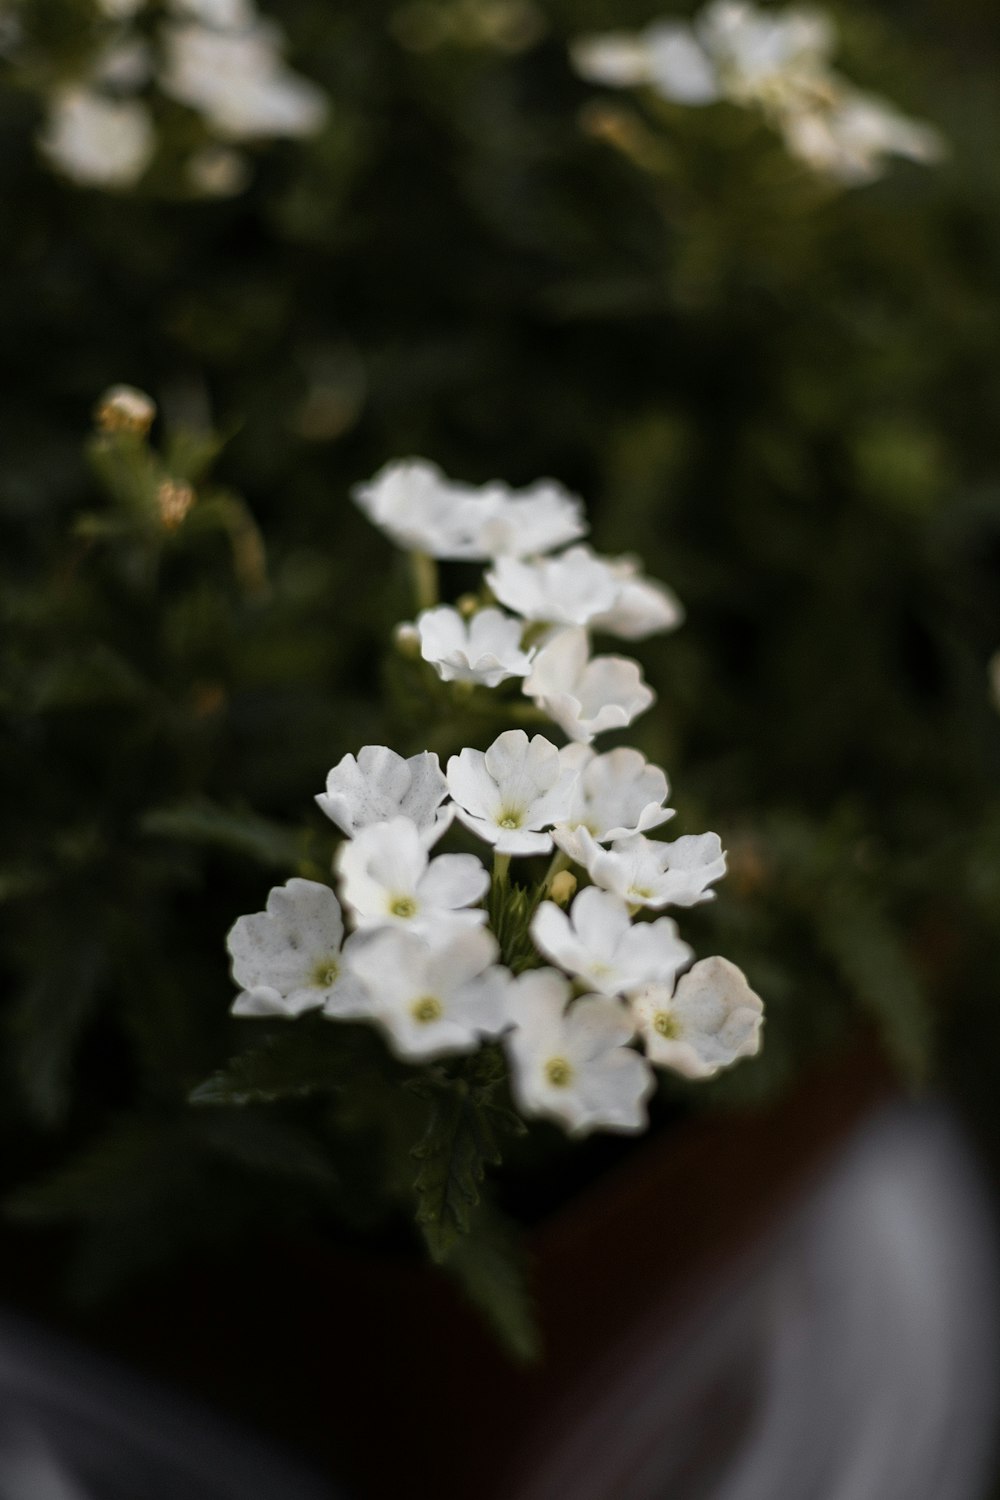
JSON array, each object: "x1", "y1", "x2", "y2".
[
  {"x1": 571, "y1": 2, "x2": 942, "y2": 188},
  {"x1": 523, "y1": 627, "x2": 654, "y2": 743},
  {"x1": 531, "y1": 886, "x2": 692, "y2": 997},
  {"x1": 504, "y1": 969, "x2": 654, "y2": 1134},
  {"x1": 91, "y1": 38, "x2": 153, "y2": 89},
  {"x1": 346, "y1": 925, "x2": 511, "y2": 1060},
  {"x1": 486, "y1": 545, "x2": 619, "y2": 627},
  {"x1": 569, "y1": 827, "x2": 727, "y2": 908},
  {"x1": 352, "y1": 459, "x2": 585, "y2": 561},
  {"x1": 589, "y1": 555, "x2": 684, "y2": 639},
  {"x1": 780, "y1": 91, "x2": 945, "y2": 184},
  {"x1": 571, "y1": 21, "x2": 720, "y2": 103},
  {"x1": 335, "y1": 816, "x2": 488, "y2": 932},
  {"x1": 632, "y1": 956, "x2": 763, "y2": 1077},
  {"x1": 446, "y1": 729, "x2": 578, "y2": 855},
  {"x1": 316, "y1": 746, "x2": 452, "y2": 848},
  {"x1": 352, "y1": 459, "x2": 482, "y2": 559},
  {"x1": 39, "y1": 89, "x2": 155, "y2": 189},
  {"x1": 415, "y1": 606, "x2": 534, "y2": 687},
  {"x1": 226, "y1": 878, "x2": 368, "y2": 1018},
  {"x1": 160, "y1": 21, "x2": 328, "y2": 140},
  {"x1": 464, "y1": 478, "x2": 587, "y2": 558},
  {"x1": 167, "y1": 0, "x2": 255, "y2": 26},
  {"x1": 554, "y1": 745, "x2": 673, "y2": 861},
  {"x1": 487, "y1": 544, "x2": 680, "y2": 639}
]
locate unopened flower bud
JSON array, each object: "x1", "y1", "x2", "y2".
[
  {"x1": 95, "y1": 384, "x2": 156, "y2": 436},
  {"x1": 157, "y1": 479, "x2": 195, "y2": 531},
  {"x1": 549, "y1": 870, "x2": 577, "y2": 907},
  {"x1": 394, "y1": 622, "x2": 421, "y2": 659},
  {"x1": 456, "y1": 594, "x2": 479, "y2": 618}
]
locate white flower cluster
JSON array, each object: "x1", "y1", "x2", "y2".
[
  {"x1": 571, "y1": 0, "x2": 944, "y2": 187},
  {"x1": 226, "y1": 460, "x2": 763, "y2": 1136},
  {"x1": 38, "y1": 0, "x2": 327, "y2": 192}
]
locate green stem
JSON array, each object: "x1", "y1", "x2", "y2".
[
  {"x1": 410, "y1": 551, "x2": 439, "y2": 613},
  {"x1": 492, "y1": 850, "x2": 511, "y2": 891}
]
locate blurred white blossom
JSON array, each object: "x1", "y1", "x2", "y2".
[
  {"x1": 346, "y1": 924, "x2": 512, "y2": 1060},
  {"x1": 531, "y1": 886, "x2": 692, "y2": 997},
  {"x1": 632, "y1": 955, "x2": 764, "y2": 1076},
  {"x1": 161, "y1": 20, "x2": 327, "y2": 140},
  {"x1": 40, "y1": 89, "x2": 155, "y2": 189},
  {"x1": 336, "y1": 816, "x2": 488, "y2": 932},
  {"x1": 572, "y1": 0, "x2": 944, "y2": 186},
  {"x1": 504, "y1": 969, "x2": 654, "y2": 1134},
  {"x1": 570, "y1": 828, "x2": 727, "y2": 909}
]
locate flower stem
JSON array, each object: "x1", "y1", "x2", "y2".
[
  {"x1": 410, "y1": 551, "x2": 438, "y2": 613},
  {"x1": 538, "y1": 849, "x2": 570, "y2": 902},
  {"x1": 493, "y1": 850, "x2": 511, "y2": 890}
]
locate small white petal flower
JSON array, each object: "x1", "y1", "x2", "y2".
[
  {"x1": 160, "y1": 21, "x2": 328, "y2": 140},
  {"x1": 572, "y1": 20, "x2": 720, "y2": 103},
  {"x1": 589, "y1": 555, "x2": 684, "y2": 640},
  {"x1": 415, "y1": 606, "x2": 534, "y2": 687},
  {"x1": 504, "y1": 969, "x2": 654, "y2": 1134},
  {"x1": 531, "y1": 887, "x2": 692, "y2": 997},
  {"x1": 569, "y1": 828, "x2": 727, "y2": 908},
  {"x1": 167, "y1": 0, "x2": 255, "y2": 26},
  {"x1": 632, "y1": 956, "x2": 763, "y2": 1077},
  {"x1": 554, "y1": 745, "x2": 673, "y2": 860},
  {"x1": 353, "y1": 460, "x2": 586, "y2": 562},
  {"x1": 486, "y1": 545, "x2": 620, "y2": 627},
  {"x1": 447, "y1": 729, "x2": 578, "y2": 855},
  {"x1": 347, "y1": 925, "x2": 511, "y2": 1060},
  {"x1": 316, "y1": 746, "x2": 452, "y2": 848},
  {"x1": 40, "y1": 90, "x2": 155, "y2": 189},
  {"x1": 781, "y1": 92, "x2": 945, "y2": 184},
  {"x1": 523, "y1": 628, "x2": 654, "y2": 744},
  {"x1": 489, "y1": 545, "x2": 680, "y2": 640},
  {"x1": 469, "y1": 478, "x2": 587, "y2": 558},
  {"x1": 226, "y1": 878, "x2": 368, "y2": 1018},
  {"x1": 336, "y1": 817, "x2": 488, "y2": 932}
]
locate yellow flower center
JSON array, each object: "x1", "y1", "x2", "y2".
[
  {"x1": 390, "y1": 895, "x2": 417, "y2": 919},
  {"x1": 411, "y1": 995, "x2": 443, "y2": 1024},
  {"x1": 498, "y1": 811, "x2": 522, "y2": 830},
  {"x1": 653, "y1": 1010, "x2": 678, "y2": 1039},
  {"x1": 312, "y1": 959, "x2": 339, "y2": 988},
  {"x1": 545, "y1": 1057, "x2": 573, "y2": 1088}
]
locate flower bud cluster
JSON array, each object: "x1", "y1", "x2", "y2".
[{"x1": 225, "y1": 459, "x2": 763, "y2": 1136}]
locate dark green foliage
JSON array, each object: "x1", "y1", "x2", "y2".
[{"x1": 411, "y1": 1048, "x2": 525, "y2": 1261}]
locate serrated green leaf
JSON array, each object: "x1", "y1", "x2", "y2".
[
  {"x1": 190, "y1": 1025, "x2": 359, "y2": 1106},
  {"x1": 140, "y1": 798, "x2": 320, "y2": 874},
  {"x1": 412, "y1": 1062, "x2": 522, "y2": 1262},
  {"x1": 445, "y1": 1205, "x2": 541, "y2": 1364}
]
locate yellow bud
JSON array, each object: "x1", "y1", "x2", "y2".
[
  {"x1": 456, "y1": 594, "x2": 479, "y2": 618},
  {"x1": 394, "y1": 622, "x2": 422, "y2": 659},
  {"x1": 549, "y1": 870, "x2": 577, "y2": 907}
]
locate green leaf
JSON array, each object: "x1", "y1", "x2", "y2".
[
  {"x1": 140, "y1": 798, "x2": 320, "y2": 874},
  {"x1": 815, "y1": 885, "x2": 932, "y2": 1085},
  {"x1": 9, "y1": 937, "x2": 107, "y2": 1127},
  {"x1": 190, "y1": 1025, "x2": 360, "y2": 1106},
  {"x1": 445, "y1": 1205, "x2": 541, "y2": 1364},
  {"x1": 487, "y1": 879, "x2": 540, "y2": 974},
  {"x1": 411, "y1": 1056, "x2": 523, "y2": 1262}
]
